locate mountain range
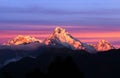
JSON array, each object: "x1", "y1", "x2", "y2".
[
  {"x1": 3, "y1": 27, "x2": 115, "y2": 53},
  {"x1": 0, "y1": 27, "x2": 119, "y2": 78}
]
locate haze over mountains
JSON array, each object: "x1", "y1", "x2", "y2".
[{"x1": 2, "y1": 27, "x2": 115, "y2": 53}]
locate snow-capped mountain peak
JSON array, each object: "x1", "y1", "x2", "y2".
[
  {"x1": 54, "y1": 27, "x2": 66, "y2": 34},
  {"x1": 45, "y1": 27, "x2": 81, "y2": 49},
  {"x1": 92, "y1": 40, "x2": 115, "y2": 51},
  {"x1": 4, "y1": 35, "x2": 42, "y2": 45},
  {"x1": 44, "y1": 27, "x2": 96, "y2": 53},
  {"x1": 98, "y1": 40, "x2": 109, "y2": 45}
]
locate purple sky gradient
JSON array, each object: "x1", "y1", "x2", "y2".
[
  {"x1": 0, "y1": 0, "x2": 120, "y2": 48},
  {"x1": 0, "y1": 0, "x2": 120, "y2": 27}
]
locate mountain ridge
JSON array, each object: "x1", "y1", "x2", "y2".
[{"x1": 3, "y1": 27, "x2": 115, "y2": 52}]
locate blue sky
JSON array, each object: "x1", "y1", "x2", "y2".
[{"x1": 0, "y1": 0, "x2": 120, "y2": 28}]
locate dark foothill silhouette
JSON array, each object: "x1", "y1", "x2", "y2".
[{"x1": 46, "y1": 56, "x2": 84, "y2": 78}]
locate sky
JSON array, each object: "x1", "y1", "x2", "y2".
[{"x1": 0, "y1": 0, "x2": 120, "y2": 48}]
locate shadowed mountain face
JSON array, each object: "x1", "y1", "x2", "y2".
[
  {"x1": 0, "y1": 48, "x2": 120, "y2": 78},
  {"x1": 0, "y1": 55, "x2": 84, "y2": 78}
]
